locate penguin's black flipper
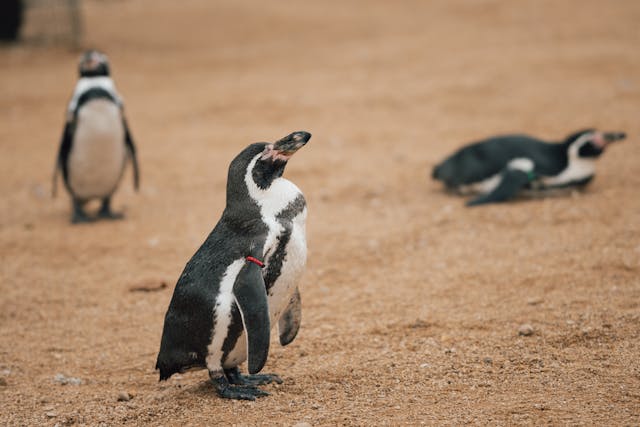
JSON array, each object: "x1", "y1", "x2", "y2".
[
  {"x1": 233, "y1": 262, "x2": 270, "y2": 374},
  {"x1": 467, "y1": 168, "x2": 532, "y2": 207},
  {"x1": 52, "y1": 120, "x2": 74, "y2": 197},
  {"x1": 278, "y1": 287, "x2": 301, "y2": 346},
  {"x1": 123, "y1": 118, "x2": 140, "y2": 191}
]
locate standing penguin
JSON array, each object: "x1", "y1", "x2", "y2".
[
  {"x1": 432, "y1": 129, "x2": 626, "y2": 206},
  {"x1": 53, "y1": 50, "x2": 139, "y2": 223},
  {"x1": 156, "y1": 131, "x2": 311, "y2": 400}
]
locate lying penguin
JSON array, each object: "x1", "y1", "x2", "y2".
[
  {"x1": 53, "y1": 50, "x2": 139, "y2": 223},
  {"x1": 156, "y1": 131, "x2": 311, "y2": 400},
  {"x1": 432, "y1": 129, "x2": 626, "y2": 206}
]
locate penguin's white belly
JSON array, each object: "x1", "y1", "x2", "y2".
[
  {"x1": 68, "y1": 100, "x2": 126, "y2": 199},
  {"x1": 540, "y1": 158, "x2": 595, "y2": 187},
  {"x1": 458, "y1": 174, "x2": 502, "y2": 195},
  {"x1": 222, "y1": 209, "x2": 307, "y2": 369},
  {"x1": 268, "y1": 210, "x2": 307, "y2": 321}
]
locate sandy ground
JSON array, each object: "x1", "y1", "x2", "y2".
[{"x1": 1, "y1": 0, "x2": 639, "y2": 425}]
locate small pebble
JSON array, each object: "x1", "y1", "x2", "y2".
[
  {"x1": 0, "y1": 377, "x2": 7, "y2": 386},
  {"x1": 518, "y1": 324, "x2": 534, "y2": 336},
  {"x1": 293, "y1": 423, "x2": 312, "y2": 427},
  {"x1": 53, "y1": 373, "x2": 82, "y2": 385},
  {"x1": 527, "y1": 298, "x2": 543, "y2": 306},
  {"x1": 45, "y1": 411, "x2": 57, "y2": 418},
  {"x1": 117, "y1": 391, "x2": 131, "y2": 402},
  {"x1": 483, "y1": 357, "x2": 493, "y2": 364}
]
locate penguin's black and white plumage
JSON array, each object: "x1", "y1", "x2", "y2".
[
  {"x1": 53, "y1": 50, "x2": 139, "y2": 223},
  {"x1": 432, "y1": 129, "x2": 626, "y2": 206},
  {"x1": 156, "y1": 131, "x2": 311, "y2": 400}
]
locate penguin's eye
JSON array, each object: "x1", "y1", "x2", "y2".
[{"x1": 578, "y1": 142, "x2": 603, "y2": 158}]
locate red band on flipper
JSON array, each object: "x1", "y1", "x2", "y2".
[{"x1": 245, "y1": 256, "x2": 265, "y2": 268}]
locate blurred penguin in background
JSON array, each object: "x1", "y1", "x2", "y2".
[
  {"x1": 53, "y1": 50, "x2": 140, "y2": 223},
  {"x1": 432, "y1": 129, "x2": 626, "y2": 206}
]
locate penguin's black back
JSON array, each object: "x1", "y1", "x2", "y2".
[
  {"x1": 156, "y1": 144, "x2": 269, "y2": 380},
  {"x1": 433, "y1": 134, "x2": 568, "y2": 187},
  {"x1": 156, "y1": 223, "x2": 234, "y2": 379},
  {"x1": 156, "y1": 213, "x2": 269, "y2": 379}
]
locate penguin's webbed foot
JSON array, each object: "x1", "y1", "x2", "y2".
[
  {"x1": 98, "y1": 209, "x2": 125, "y2": 221},
  {"x1": 72, "y1": 212, "x2": 94, "y2": 224},
  {"x1": 72, "y1": 201, "x2": 93, "y2": 224},
  {"x1": 210, "y1": 371, "x2": 270, "y2": 401},
  {"x1": 225, "y1": 367, "x2": 282, "y2": 386},
  {"x1": 98, "y1": 197, "x2": 124, "y2": 221}
]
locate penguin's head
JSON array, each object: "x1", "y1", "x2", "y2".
[
  {"x1": 565, "y1": 129, "x2": 626, "y2": 158},
  {"x1": 78, "y1": 50, "x2": 110, "y2": 77},
  {"x1": 227, "y1": 131, "x2": 311, "y2": 197}
]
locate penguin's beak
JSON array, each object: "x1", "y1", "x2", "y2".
[
  {"x1": 274, "y1": 131, "x2": 311, "y2": 154},
  {"x1": 603, "y1": 131, "x2": 626, "y2": 143},
  {"x1": 262, "y1": 131, "x2": 311, "y2": 161},
  {"x1": 80, "y1": 51, "x2": 107, "y2": 71},
  {"x1": 594, "y1": 131, "x2": 626, "y2": 148}
]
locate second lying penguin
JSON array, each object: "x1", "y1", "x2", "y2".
[
  {"x1": 156, "y1": 131, "x2": 311, "y2": 400},
  {"x1": 432, "y1": 129, "x2": 626, "y2": 206}
]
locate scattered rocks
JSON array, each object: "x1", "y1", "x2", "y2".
[
  {"x1": 409, "y1": 319, "x2": 430, "y2": 329},
  {"x1": 117, "y1": 391, "x2": 132, "y2": 402},
  {"x1": 53, "y1": 373, "x2": 82, "y2": 385},
  {"x1": 129, "y1": 280, "x2": 168, "y2": 293},
  {"x1": 518, "y1": 324, "x2": 534, "y2": 336}
]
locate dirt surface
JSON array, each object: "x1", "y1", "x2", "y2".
[{"x1": 1, "y1": 0, "x2": 640, "y2": 425}]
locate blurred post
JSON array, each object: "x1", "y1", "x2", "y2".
[
  {"x1": 68, "y1": 0, "x2": 82, "y2": 49},
  {"x1": 0, "y1": 0, "x2": 24, "y2": 42}
]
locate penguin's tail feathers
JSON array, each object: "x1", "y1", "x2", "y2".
[
  {"x1": 432, "y1": 159, "x2": 456, "y2": 185},
  {"x1": 432, "y1": 162, "x2": 448, "y2": 181},
  {"x1": 155, "y1": 360, "x2": 178, "y2": 382},
  {"x1": 155, "y1": 351, "x2": 206, "y2": 382},
  {"x1": 432, "y1": 164, "x2": 442, "y2": 180}
]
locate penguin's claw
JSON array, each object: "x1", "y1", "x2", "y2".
[
  {"x1": 224, "y1": 367, "x2": 282, "y2": 386},
  {"x1": 72, "y1": 212, "x2": 94, "y2": 224},
  {"x1": 98, "y1": 210, "x2": 125, "y2": 221},
  {"x1": 217, "y1": 385, "x2": 270, "y2": 401},
  {"x1": 237, "y1": 373, "x2": 283, "y2": 386}
]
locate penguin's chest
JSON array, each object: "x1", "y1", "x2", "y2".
[
  {"x1": 68, "y1": 100, "x2": 126, "y2": 199},
  {"x1": 457, "y1": 156, "x2": 596, "y2": 195},
  {"x1": 263, "y1": 206, "x2": 308, "y2": 321},
  {"x1": 218, "y1": 190, "x2": 307, "y2": 370}
]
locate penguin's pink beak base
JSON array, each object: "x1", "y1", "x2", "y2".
[
  {"x1": 262, "y1": 131, "x2": 311, "y2": 161},
  {"x1": 594, "y1": 131, "x2": 626, "y2": 149}
]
